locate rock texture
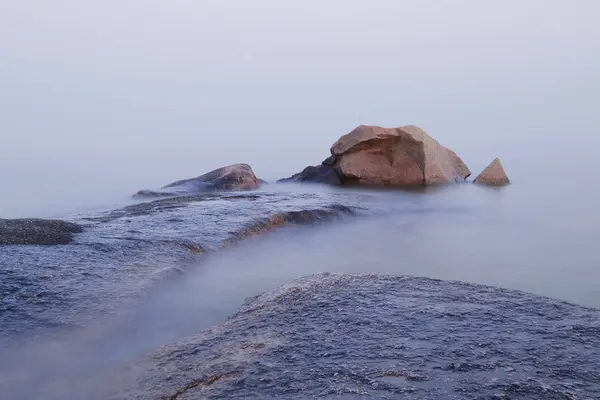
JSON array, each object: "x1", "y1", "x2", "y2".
[
  {"x1": 328, "y1": 125, "x2": 470, "y2": 185},
  {"x1": 0, "y1": 218, "x2": 83, "y2": 245},
  {"x1": 134, "y1": 164, "x2": 262, "y2": 197},
  {"x1": 474, "y1": 157, "x2": 510, "y2": 186},
  {"x1": 224, "y1": 204, "x2": 354, "y2": 246},
  {"x1": 277, "y1": 165, "x2": 341, "y2": 185},
  {"x1": 111, "y1": 273, "x2": 600, "y2": 399}
]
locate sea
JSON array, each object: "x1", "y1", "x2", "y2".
[
  {"x1": 2, "y1": 0, "x2": 600, "y2": 396},
  {"x1": 2, "y1": 57, "x2": 600, "y2": 397},
  {"x1": 2, "y1": 133, "x2": 600, "y2": 398}
]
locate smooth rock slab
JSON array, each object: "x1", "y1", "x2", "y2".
[
  {"x1": 134, "y1": 164, "x2": 262, "y2": 198},
  {"x1": 0, "y1": 218, "x2": 83, "y2": 245},
  {"x1": 112, "y1": 273, "x2": 600, "y2": 399}
]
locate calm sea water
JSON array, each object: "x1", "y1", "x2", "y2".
[
  {"x1": 1, "y1": 161, "x2": 600, "y2": 398},
  {"x1": 1, "y1": 115, "x2": 600, "y2": 399}
]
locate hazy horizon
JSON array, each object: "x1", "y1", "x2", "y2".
[
  {"x1": 3, "y1": 3, "x2": 600, "y2": 397},
  {"x1": 2, "y1": 0, "x2": 600, "y2": 217}
]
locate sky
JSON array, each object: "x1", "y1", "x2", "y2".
[{"x1": 1, "y1": 0, "x2": 599, "y2": 215}]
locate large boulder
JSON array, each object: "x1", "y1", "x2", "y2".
[
  {"x1": 0, "y1": 218, "x2": 83, "y2": 245},
  {"x1": 327, "y1": 125, "x2": 470, "y2": 185},
  {"x1": 474, "y1": 157, "x2": 510, "y2": 186},
  {"x1": 134, "y1": 164, "x2": 263, "y2": 198},
  {"x1": 277, "y1": 165, "x2": 341, "y2": 185}
]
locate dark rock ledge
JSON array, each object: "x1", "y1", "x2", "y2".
[{"x1": 0, "y1": 218, "x2": 83, "y2": 245}]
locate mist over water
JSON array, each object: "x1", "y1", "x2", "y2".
[
  {"x1": 1, "y1": 0, "x2": 600, "y2": 398},
  {"x1": 2, "y1": 181, "x2": 600, "y2": 398}
]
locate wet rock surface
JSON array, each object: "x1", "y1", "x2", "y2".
[
  {"x1": 0, "y1": 189, "x2": 364, "y2": 339},
  {"x1": 0, "y1": 218, "x2": 83, "y2": 245},
  {"x1": 134, "y1": 164, "x2": 263, "y2": 197},
  {"x1": 224, "y1": 204, "x2": 355, "y2": 246},
  {"x1": 112, "y1": 273, "x2": 600, "y2": 400},
  {"x1": 329, "y1": 125, "x2": 471, "y2": 185},
  {"x1": 278, "y1": 165, "x2": 342, "y2": 185}
]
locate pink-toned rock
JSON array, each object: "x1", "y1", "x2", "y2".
[
  {"x1": 474, "y1": 158, "x2": 510, "y2": 186},
  {"x1": 328, "y1": 125, "x2": 470, "y2": 185}
]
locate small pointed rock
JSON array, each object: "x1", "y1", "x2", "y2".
[{"x1": 474, "y1": 158, "x2": 510, "y2": 186}]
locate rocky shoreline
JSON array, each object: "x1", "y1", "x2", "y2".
[
  {"x1": 1, "y1": 124, "x2": 522, "y2": 398},
  {"x1": 1, "y1": 124, "x2": 509, "y2": 247},
  {"x1": 0, "y1": 186, "x2": 369, "y2": 346}
]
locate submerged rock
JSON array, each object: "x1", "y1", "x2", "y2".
[
  {"x1": 0, "y1": 218, "x2": 83, "y2": 245},
  {"x1": 277, "y1": 165, "x2": 341, "y2": 185},
  {"x1": 329, "y1": 125, "x2": 471, "y2": 185},
  {"x1": 113, "y1": 273, "x2": 600, "y2": 399},
  {"x1": 474, "y1": 157, "x2": 510, "y2": 186},
  {"x1": 134, "y1": 164, "x2": 263, "y2": 198}
]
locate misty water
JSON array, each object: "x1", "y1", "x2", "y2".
[
  {"x1": 2, "y1": 1, "x2": 600, "y2": 398},
  {"x1": 2, "y1": 174, "x2": 600, "y2": 398}
]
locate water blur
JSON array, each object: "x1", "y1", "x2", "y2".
[{"x1": 1, "y1": 179, "x2": 600, "y2": 398}]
